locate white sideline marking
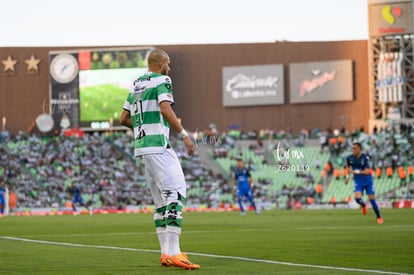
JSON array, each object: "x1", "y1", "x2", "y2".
[
  {"x1": 15, "y1": 228, "x2": 273, "y2": 238},
  {"x1": 0, "y1": 236, "x2": 411, "y2": 275}
]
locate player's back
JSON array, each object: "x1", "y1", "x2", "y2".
[{"x1": 127, "y1": 72, "x2": 173, "y2": 155}]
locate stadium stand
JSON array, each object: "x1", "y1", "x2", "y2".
[{"x1": 0, "y1": 123, "x2": 413, "y2": 213}]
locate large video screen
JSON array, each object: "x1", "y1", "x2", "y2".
[
  {"x1": 79, "y1": 68, "x2": 146, "y2": 123},
  {"x1": 77, "y1": 49, "x2": 151, "y2": 128}
]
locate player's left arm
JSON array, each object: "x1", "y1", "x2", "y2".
[
  {"x1": 344, "y1": 156, "x2": 352, "y2": 184},
  {"x1": 160, "y1": 101, "x2": 195, "y2": 156}
]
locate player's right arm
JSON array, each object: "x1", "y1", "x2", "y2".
[
  {"x1": 120, "y1": 109, "x2": 133, "y2": 129},
  {"x1": 345, "y1": 156, "x2": 352, "y2": 184},
  {"x1": 232, "y1": 171, "x2": 238, "y2": 196}
]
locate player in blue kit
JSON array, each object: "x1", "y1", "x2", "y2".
[
  {"x1": 0, "y1": 181, "x2": 5, "y2": 215},
  {"x1": 233, "y1": 157, "x2": 259, "y2": 215},
  {"x1": 345, "y1": 142, "x2": 383, "y2": 224},
  {"x1": 68, "y1": 182, "x2": 92, "y2": 215}
]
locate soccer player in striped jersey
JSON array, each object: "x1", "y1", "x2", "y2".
[
  {"x1": 345, "y1": 142, "x2": 383, "y2": 224},
  {"x1": 120, "y1": 48, "x2": 199, "y2": 270}
]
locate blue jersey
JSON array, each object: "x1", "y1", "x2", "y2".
[
  {"x1": 347, "y1": 153, "x2": 375, "y2": 194},
  {"x1": 0, "y1": 187, "x2": 5, "y2": 204},
  {"x1": 346, "y1": 153, "x2": 372, "y2": 183},
  {"x1": 70, "y1": 186, "x2": 81, "y2": 202},
  {"x1": 234, "y1": 167, "x2": 251, "y2": 191}
]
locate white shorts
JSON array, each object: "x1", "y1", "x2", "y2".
[{"x1": 141, "y1": 149, "x2": 186, "y2": 208}]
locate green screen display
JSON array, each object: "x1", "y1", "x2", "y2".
[{"x1": 79, "y1": 68, "x2": 146, "y2": 122}]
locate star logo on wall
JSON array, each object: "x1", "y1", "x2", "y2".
[
  {"x1": 2, "y1": 55, "x2": 18, "y2": 74},
  {"x1": 25, "y1": 54, "x2": 41, "y2": 74}
]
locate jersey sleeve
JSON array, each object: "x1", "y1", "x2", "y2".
[
  {"x1": 363, "y1": 155, "x2": 371, "y2": 169},
  {"x1": 123, "y1": 93, "x2": 132, "y2": 111},
  {"x1": 157, "y1": 76, "x2": 174, "y2": 104}
]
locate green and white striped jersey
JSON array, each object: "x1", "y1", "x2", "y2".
[{"x1": 123, "y1": 72, "x2": 174, "y2": 156}]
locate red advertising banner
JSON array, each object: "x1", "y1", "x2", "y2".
[
  {"x1": 393, "y1": 200, "x2": 414, "y2": 209},
  {"x1": 78, "y1": 50, "x2": 91, "y2": 70}
]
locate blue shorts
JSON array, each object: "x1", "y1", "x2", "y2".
[
  {"x1": 238, "y1": 189, "x2": 254, "y2": 201},
  {"x1": 0, "y1": 197, "x2": 4, "y2": 205},
  {"x1": 72, "y1": 196, "x2": 84, "y2": 205},
  {"x1": 354, "y1": 180, "x2": 375, "y2": 195}
]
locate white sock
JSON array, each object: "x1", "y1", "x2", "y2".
[
  {"x1": 167, "y1": 231, "x2": 181, "y2": 256},
  {"x1": 156, "y1": 228, "x2": 168, "y2": 254}
]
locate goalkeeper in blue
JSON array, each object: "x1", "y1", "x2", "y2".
[
  {"x1": 345, "y1": 142, "x2": 383, "y2": 224},
  {"x1": 233, "y1": 157, "x2": 259, "y2": 215}
]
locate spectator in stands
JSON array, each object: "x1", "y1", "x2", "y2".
[
  {"x1": 315, "y1": 158, "x2": 321, "y2": 170},
  {"x1": 408, "y1": 165, "x2": 413, "y2": 182},
  {"x1": 8, "y1": 187, "x2": 17, "y2": 214},
  {"x1": 328, "y1": 136, "x2": 337, "y2": 155},
  {"x1": 319, "y1": 132, "x2": 328, "y2": 153},
  {"x1": 376, "y1": 167, "x2": 382, "y2": 179},
  {"x1": 373, "y1": 125, "x2": 378, "y2": 135},
  {"x1": 329, "y1": 196, "x2": 336, "y2": 207},
  {"x1": 321, "y1": 170, "x2": 327, "y2": 185},
  {"x1": 315, "y1": 182, "x2": 323, "y2": 203},
  {"x1": 386, "y1": 166, "x2": 393, "y2": 178},
  {"x1": 304, "y1": 173, "x2": 314, "y2": 184},
  {"x1": 342, "y1": 166, "x2": 348, "y2": 179},
  {"x1": 325, "y1": 161, "x2": 333, "y2": 177},
  {"x1": 398, "y1": 167, "x2": 407, "y2": 186},
  {"x1": 333, "y1": 167, "x2": 340, "y2": 180}
]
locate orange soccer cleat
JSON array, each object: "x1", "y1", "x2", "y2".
[
  {"x1": 160, "y1": 254, "x2": 172, "y2": 267},
  {"x1": 166, "y1": 253, "x2": 200, "y2": 270},
  {"x1": 361, "y1": 205, "x2": 367, "y2": 215},
  {"x1": 376, "y1": 217, "x2": 384, "y2": 224}
]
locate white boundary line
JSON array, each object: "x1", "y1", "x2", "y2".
[
  {"x1": 8, "y1": 228, "x2": 273, "y2": 238},
  {"x1": 0, "y1": 236, "x2": 412, "y2": 275}
]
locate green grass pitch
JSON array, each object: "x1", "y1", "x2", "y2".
[
  {"x1": 0, "y1": 209, "x2": 413, "y2": 274},
  {"x1": 80, "y1": 84, "x2": 129, "y2": 122}
]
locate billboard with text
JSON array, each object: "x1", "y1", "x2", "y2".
[
  {"x1": 222, "y1": 64, "x2": 284, "y2": 107},
  {"x1": 289, "y1": 60, "x2": 353, "y2": 104}
]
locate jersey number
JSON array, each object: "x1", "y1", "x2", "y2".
[
  {"x1": 133, "y1": 99, "x2": 146, "y2": 140},
  {"x1": 133, "y1": 99, "x2": 144, "y2": 124}
]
